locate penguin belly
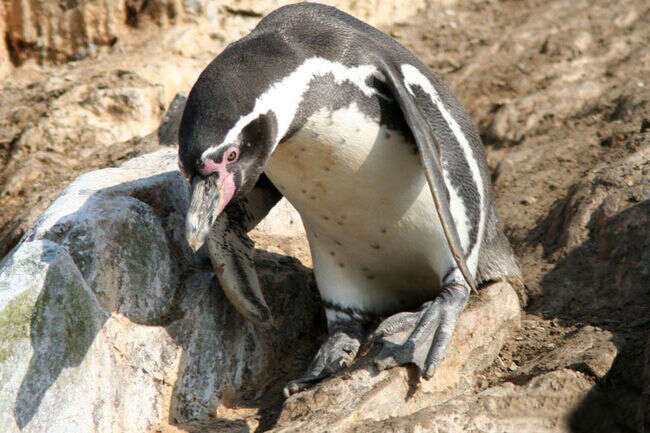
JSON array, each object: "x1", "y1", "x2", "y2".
[{"x1": 264, "y1": 104, "x2": 456, "y2": 314}]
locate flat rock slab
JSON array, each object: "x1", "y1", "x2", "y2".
[
  {"x1": 349, "y1": 368, "x2": 596, "y2": 433},
  {"x1": 273, "y1": 282, "x2": 521, "y2": 433}
]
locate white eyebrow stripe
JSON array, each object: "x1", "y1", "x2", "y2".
[
  {"x1": 400, "y1": 64, "x2": 485, "y2": 273},
  {"x1": 201, "y1": 57, "x2": 379, "y2": 160}
]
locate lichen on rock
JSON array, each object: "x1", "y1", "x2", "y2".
[{"x1": 0, "y1": 292, "x2": 35, "y2": 363}]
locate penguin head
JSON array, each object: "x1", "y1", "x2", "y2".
[{"x1": 179, "y1": 85, "x2": 278, "y2": 252}]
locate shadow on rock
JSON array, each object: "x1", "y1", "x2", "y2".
[
  {"x1": 534, "y1": 198, "x2": 649, "y2": 433},
  {"x1": 12, "y1": 166, "x2": 189, "y2": 428},
  {"x1": 13, "y1": 244, "x2": 109, "y2": 428},
  {"x1": 163, "y1": 249, "x2": 324, "y2": 432}
]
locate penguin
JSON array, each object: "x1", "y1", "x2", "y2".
[{"x1": 178, "y1": 3, "x2": 523, "y2": 397}]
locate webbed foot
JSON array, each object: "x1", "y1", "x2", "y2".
[
  {"x1": 372, "y1": 279, "x2": 469, "y2": 379},
  {"x1": 283, "y1": 311, "x2": 364, "y2": 397}
]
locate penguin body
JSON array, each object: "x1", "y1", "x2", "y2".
[
  {"x1": 267, "y1": 101, "x2": 442, "y2": 313},
  {"x1": 179, "y1": 3, "x2": 522, "y2": 396}
]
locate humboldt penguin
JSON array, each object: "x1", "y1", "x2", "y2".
[{"x1": 178, "y1": 2, "x2": 522, "y2": 397}]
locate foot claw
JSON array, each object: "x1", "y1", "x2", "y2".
[
  {"x1": 283, "y1": 330, "x2": 361, "y2": 397},
  {"x1": 370, "y1": 310, "x2": 421, "y2": 342},
  {"x1": 372, "y1": 294, "x2": 465, "y2": 379}
]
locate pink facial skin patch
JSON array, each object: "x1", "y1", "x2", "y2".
[
  {"x1": 200, "y1": 158, "x2": 220, "y2": 176},
  {"x1": 199, "y1": 146, "x2": 239, "y2": 216},
  {"x1": 215, "y1": 173, "x2": 236, "y2": 216}
]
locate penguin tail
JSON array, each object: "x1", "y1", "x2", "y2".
[{"x1": 476, "y1": 203, "x2": 527, "y2": 305}]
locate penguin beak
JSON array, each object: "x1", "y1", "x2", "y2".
[{"x1": 186, "y1": 176, "x2": 223, "y2": 253}]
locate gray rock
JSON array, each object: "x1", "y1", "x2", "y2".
[
  {"x1": 0, "y1": 148, "x2": 521, "y2": 432},
  {"x1": 350, "y1": 369, "x2": 596, "y2": 433},
  {"x1": 0, "y1": 149, "x2": 320, "y2": 432},
  {"x1": 158, "y1": 92, "x2": 188, "y2": 146}
]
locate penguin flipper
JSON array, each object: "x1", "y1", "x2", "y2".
[
  {"x1": 205, "y1": 175, "x2": 282, "y2": 328},
  {"x1": 371, "y1": 56, "x2": 476, "y2": 291},
  {"x1": 367, "y1": 56, "x2": 477, "y2": 378}
]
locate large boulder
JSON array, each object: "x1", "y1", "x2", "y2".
[
  {"x1": 0, "y1": 150, "x2": 320, "y2": 432},
  {"x1": 0, "y1": 148, "x2": 521, "y2": 432}
]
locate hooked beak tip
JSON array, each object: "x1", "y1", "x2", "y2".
[
  {"x1": 186, "y1": 176, "x2": 227, "y2": 254},
  {"x1": 188, "y1": 237, "x2": 203, "y2": 253},
  {"x1": 186, "y1": 218, "x2": 208, "y2": 253}
]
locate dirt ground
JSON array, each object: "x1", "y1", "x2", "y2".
[
  {"x1": 0, "y1": 0, "x2": 648, "y2": 431},
  {"x1": 389, "y1": 0, "x2": 648, "y2": 429},
  {"x1": 387, "y1": 0, "x2": 649, "y2": 430}
]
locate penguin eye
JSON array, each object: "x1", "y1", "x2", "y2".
[{"x1": 226, "y1": 150, "x2": 238, "y2": 162}]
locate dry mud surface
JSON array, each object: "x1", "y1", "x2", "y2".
[{"x1": 0, "y1": 0, "x2": 648, "y2": 432}]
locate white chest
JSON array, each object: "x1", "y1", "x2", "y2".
[{"x1": 264, "y1": 104, "x2": 454, "y2": 311}]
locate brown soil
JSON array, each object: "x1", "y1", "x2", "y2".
[
  {"x1": 386, "y1": 0, "x2": 648, "y2": 430},
  {"x1": 1, "y1": 0, "x2": 648, "y2": 431}
]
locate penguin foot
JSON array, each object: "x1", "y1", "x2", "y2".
[
  {"x1": 372, "y1": 281, "x2": 469, "y2": 379},
  {"x1": 283, "y1": 330, "x2": 362, "y2": 397}
]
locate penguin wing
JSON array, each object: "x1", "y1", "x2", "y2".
[
  {"x1": 206, "y1": 174, "x2": 283, "y2": 327},
  {"x1": 371, "y1": 56, "x2": 476, "y2": 290}
]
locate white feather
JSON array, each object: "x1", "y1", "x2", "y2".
[
  {"x1": 400, "y1": 65, "x2": 485, "y2": 273},
  {"x1": 202, "y1": 57, "x2": 378, "y2": 160},
  {"x1": 265, "y1": 103, "x2": 455, "y2": 313}
]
